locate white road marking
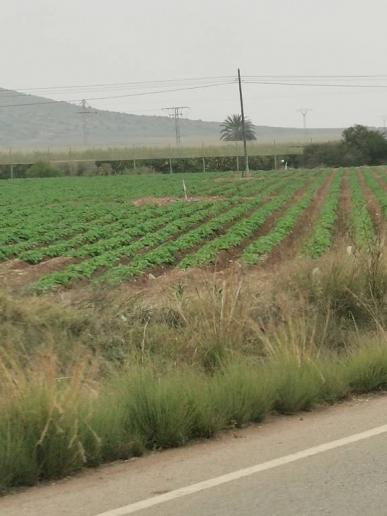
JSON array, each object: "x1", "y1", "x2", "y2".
[{"x1": 95, "y1": 423, "x2": 387, "y2": 516}]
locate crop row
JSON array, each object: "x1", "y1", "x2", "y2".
[
  {"x1": 178, "y1": 178, "x2": 308, "y2": 269},
  {"x1": 0, "y1": 174, "x2": 279, "y2": 247},
  {"x1": 0, "y1": 173, "x2": 229, "y2": 214},
  {"x1": 97, "y1": 186, "x2": 286, "y2": 285},
  {"x1": 34, "y1": 181, "x2": 288, "y2": 289},
  {"x1": 0, "y1": 205, "x2": 145, "y2": 261},
  {"x1": 17, "y1": 202, "x2": 197, "y2": 264},
  {"x1": 362, "y1": 168, "x2": 387, "y2": 217},
  {"x1": 347, "y1": 170, "x2": 374, "y2": 247},
  {"x1": 32, "y1": 201, "x2": 230, "y2": 291},
  {"x1": 242, "y1": 175, "x2": 326, "y2": 264},
  {"x1": 0, "y1": 203, "x2": 124, "y2": 247},
  {"x1": 302, "y1": 171, "x2": 342, "y2": 258},
  {"x1": 71, "y1": 200, "x2": 234, "y2": 259}
]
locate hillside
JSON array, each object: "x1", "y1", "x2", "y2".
[{"x1": 0, "y1": 88, "x2": 343, "y2": 149}]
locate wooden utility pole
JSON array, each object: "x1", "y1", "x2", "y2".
[{"x1": 238, "y1": 68, "x2": 249, "y2": 178}]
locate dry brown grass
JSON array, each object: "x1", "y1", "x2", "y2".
[
  {"x1": 1, "y1": 244, "x2": 386, "y2": 368},
  {"x1": 1, "y1": 245, "x2": 387, "y2": 490}
]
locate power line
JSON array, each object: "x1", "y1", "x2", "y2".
[
  {"x1": 2, "y1": 72, "x2": 387, "y2": 113},
  {"x1": 3, "y1": 73, "x2": 387, "y2": 94},
  {"x1": 2, "y1": 74, "x2": 387, "y2": 106},
  {"x1": 0, "y1": 76, "x2": 235, "y2": 96},
  {"x1": 4, "y1": 73, "x2": 387, "y2": 99},
  {"x1": 12, "y1": 75, "x2": 235, "y2": 91},
  {"x1": 244, "y1": 74, "x2": 387, "y2": 79},
  {"x1": 0, "y1": 81, "x2": 234, "y2": 109},
  {"x1": 244, "y1": 80, "x2": 387, "y2": 88}
]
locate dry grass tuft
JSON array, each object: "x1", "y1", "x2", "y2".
[{"x1": 1, "y1": 245, "x2": 387, "y2": 490}]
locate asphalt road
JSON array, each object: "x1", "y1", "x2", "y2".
[{"x1": 2, "y1": 395, "x2": 387, "y2": 516}]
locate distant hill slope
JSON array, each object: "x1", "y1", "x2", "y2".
[{"x1": 0, "y1": 88, "x2": 343, "y2": 149}]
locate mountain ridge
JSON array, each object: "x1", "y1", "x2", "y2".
[{"x1": 0, "y1": 88, "x2": 343, "y2": 148}]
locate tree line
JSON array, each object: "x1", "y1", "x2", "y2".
[
  {"x1": 302, "y1": 125, "x2": 387, "y2": 168},
  {"x1": 2, "y1": 121, "x2": 384, "y2": 178}
]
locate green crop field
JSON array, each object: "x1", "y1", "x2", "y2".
[
  {"x1": 2, "y1": 165, "x2": 387, "y2": 493},
  {"x1": 1, "y1": 166, "x2": 386, "y2": 291}
]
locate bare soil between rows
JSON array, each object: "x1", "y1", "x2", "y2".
[
  {"x1": 358, "y1": 169, "x2": 383, "y2": 234},
  {"x1": 0, "y1": 257, "x2": 74, "y2": 290},
  {"x1": 265, "y1": 172, "x2": 334, "y2": 267}
]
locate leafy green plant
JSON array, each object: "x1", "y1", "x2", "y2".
[
  {"x1": 347, "y1": 169, "x2": 375, "y2": 247},
  {"x1": 302, "y1": 171, "x2": 342, "y2": 258},
  {"x1": 242, "y1": 175, "x2": 326, "y2": 264}
]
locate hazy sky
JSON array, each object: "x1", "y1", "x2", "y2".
[{"x1": 1, "y1": 0, "x2": 387, "y2": 128}]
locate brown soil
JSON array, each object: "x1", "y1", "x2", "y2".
[
  {"x1": 117, "y1": 199, "x2": 241, "y2": 271},
  {"x1": 105, "y1": 262, "x2": 262, "y2": 299},
  {"x1": 132, "y1": 196, "x2": 177, "y2": 207},
  {"x1": 264, "y1": 172, "x2": 334, "y2": 267},
  {"x1": 0, "y1": 257, "x2": 74, "y2": 289},
  {"x1": 173, "y1": 197, "x2": 276, "y2": 264},
  {"x1": 373, "y1": 174, "x2": 387, "y2": 192},
  {"x1": 357, "y1": 169, "x2": 383, "y2": 233},
  {"x1": 209, "y1": 179, "x2": 317, "y2": 270},
  {"x1": 132, "y1": 196, "x2": 222, "y2": 207},
  {"x1": 141, "y1": 187, "x2": 289, "y2": 278},
  {"x1": 333, "y1": 170, "x2": 351, "y2": 245}
]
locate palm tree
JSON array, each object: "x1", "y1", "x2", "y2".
[{"x1": 220, "y1": 114, "x2": 256, "y2": 141}]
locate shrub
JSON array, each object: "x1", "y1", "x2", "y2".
[
  {"x1": 302, "y1": 125, "x2": 387, "y2": 168},
  {"x1": 25, "y1": 162, "x2": 64, "y2": 178},
  {"x1": 347, "y1": 338, "x2": 387, "y2": 393}
]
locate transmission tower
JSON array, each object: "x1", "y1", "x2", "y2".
[
  {"x1": 78, "y1": 99, "x2": 96, "y2": 147},
  {"x1": 297, "y1": 108, "x2": 312, "y2": 142},
  {"x1": 162, "y1": 106, "x2": 190, "y2": 145}
]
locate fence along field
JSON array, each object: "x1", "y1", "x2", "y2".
[
  {"x1": 0, "y1": 141, "x2": 302, "y2": 164},
  {"x1": 0, "y1": 166, "x2": 385, "y2": 291}
]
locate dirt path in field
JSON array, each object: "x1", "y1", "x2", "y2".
[
  {"x1": 331, "y1": 169, "x2": 351, "y2": 249},
  {"x1": 0, "y1": 257, "x2": 74, "y2": 290},
  {"x1": 262, "y1": 172, "x2": 334, "y2": 267},
  {"x1": 357, "y1": 169, "x2": 383, "y2": 234},
  {"x1": 372, "y1": 173, "x2": 387, "y2": 192}
]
